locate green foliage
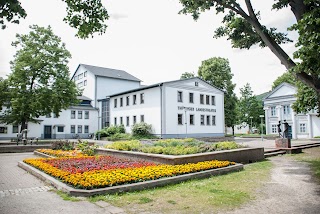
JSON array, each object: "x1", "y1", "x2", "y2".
[
  {"x1": 1, "y1": 0, "x2": 109, "y2": 39},
  {"x1": 107, "y1": 133, "x2": 132, "y2": 141},
  {"x1": 106, "y1": 140, "x2": 142, "y2": 151},
  {"x1": 197, "y1": 57, "x2": 237, "y2": 128},
  {"x1": 106, "y1": 139, "x2": 244, "y2": 155},
  {"x1": 180, "y1": 72, "x2": 195, "y2": 79},
  {"x1": 237, "y1": 83, "x2": 264, "y2": 128},
  {"x1": 77, "y1": 140, "x2": 97, "y2": 156},
  {"x1": 0, "y1": 0, "x2": 26, "y2": 29},
  {"x1": 131, "y1": 122, "x2": 153, "y2": 137},
  {"x1": 96, "y1": 125, "x2": 125, "y2": 138},
  {"x1": 51, "y1": 141, "x2": 75, "y2": 151},
  {"x1": 0, "y1": 25, "x2": 79, "y2": 134},
  {"x1": 272, "y1": 72, "x2": 296, "y2": 89}
]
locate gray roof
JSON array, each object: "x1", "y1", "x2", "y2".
[
  {"x1": 108, "y1": 77, "x2": 224, "y2": 97},
  {"x1": 76, "y1": 95, "x2": 92, "y2": 101},
  {"x1": 74, "y1": 64, "x2": 141, "y2": 82}
]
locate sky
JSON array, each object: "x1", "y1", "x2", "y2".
[{"x1": 0, "y1": 0, "x2": 298, "y2": 96}]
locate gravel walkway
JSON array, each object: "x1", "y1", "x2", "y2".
[{"x1": 222, "y1": 155, "x2": 320, "y2": 214}]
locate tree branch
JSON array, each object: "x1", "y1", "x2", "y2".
[{"x1": 289, "y1": 0, "x2": 307, "y2": 21}]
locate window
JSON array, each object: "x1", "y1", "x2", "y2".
[
  {"x1": 178, "y1": 114, "x2": 183, "y2": 125},
  {"x1": 74, "y1": 76, "x2": 78, "y2": 81},
  {"x1": 71, "y1": 125, "x2": 75, "y2": 133},
  {"x1": 212, "y1": 115, "x2": 216, "y2": 126},
  {"x1": 200, "y1": 115, "x2": 205, "y2": 125},
  {"x1": 283, "y1": 105, "x2": 290, "y2": 115},
  {"x1": 126, "y1": 116, "x2": 130, "y2": 127},
  {"x1": 12, "y1": 125, "x2": 19, "y2": 133},
  {"x1": 77, "y1": 125, "x2": 82, "y2": 133},
  {"x1": 78, "y1": 111, "x2": 83, "y2": 119},
  {"x1": 84, "y1": 71, "x2": 87, "y2": 77},
  {"x1": 84, "y1": 80, "x2": 87, "y2": 86},
  {"x1": 114, "y1": 117, "x2": 117, "y2": 125},
  {"x1": 189, "y1": 93, "x2": 194, "y2": 103},
  {"x1": 126, "y1": 96, "x2": 130, "y2": 106},
  {"x1": 195, "y1": 82, "x2": 199, "y2": 86},
  {"x1": 0, "y1": 127, "x2": 8, "y2": 134},
  {"x1": 78, "y1": 73, "x2": 83, "y2": 79},
  {"x1": 140, "y1": 93, "x2": 145, "y2": 104},
  {"x1": 271, "y1": 107, "x2": 276, "y2": 116},
  {"x1": 133, "y1": 95, "x2": 137, "y2": 105},
  {"x1": 120, "y1": 98, "x2": 123, "y2": 107},
  {"x1": 206, "y1": 115, "x2": 210, "y2": 125},
  {"x1": 140, "y1": 115, "x2": 144, "y2": 122},
  {"x1": 71, "y1": 110, "x2": 76, "y2": 119},
  {"x1": 190, "y1": 114, "x2": 194, "y2": 125},
  {"x1": 57, "y1": 126, "x2": 64, "y2": 132},
  {"x1": 46, "y1": 114, "x2": 51, "y2": 118},
  {"x1": 53, "y1": 113, "x2": 58, "y2": 118},
  {"x1": 133, "y1": 116, "x2": 137, "y2": 124},
  {"x1": 114, "y1": 99, "x2": 117, "y2": 108},
  {"x1": 211, "y1": 96, "x2": 215, "y2": 106},
  {"x1": 271, "y1": 124, "x2": 277, "y2": 133},
  {"x1": 77, "y1": 81, "x2": 83, "y2": 87},
  {"x1": 299, "y1": 123, "x2": 306, "y2": 133},
  {"x1": 206, "y1": 95, "x2": 210, "y2": 105},
  {"x1": 200, "y1": 94, "x2": 204, "y2": 104},
  {"x1": 85, "y1": 111, "x2": 89, "y2": 119},
  {"x1": 120, "y1": 117, "x2": 123, "y2": 125},
  {"x1": 84, "y1": 125, "x2": 89, "y2": 133},
  {"x1": 177, "y1": 91, "x2": 183, "y2": 102}
]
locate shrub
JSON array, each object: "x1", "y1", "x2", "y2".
[
  {"x1": 76, "y1": 140, "x2": 98, "y2": 156},
  {"x1": 212, "y1": 141, "x2": 243, "y2": 151},
  {"x1": 96, "y1": 125, "x2": 126, "y2": 138},
  {"x1": 51, "y1": 140, "x2": 75, "y2": 151},
  {"x1": 106, "y1": 140, "x2": 142, "y2": 151},
  {"x1": 107, "y1": 133, "x2": 132, "y2": 141},
  {"x1": 131, "y1": 122, "x2": 152, "y2": 137}
]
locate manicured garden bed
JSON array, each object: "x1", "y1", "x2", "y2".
[{"x1": 23, "y1": 155, "x2": 235, "y2": 190}]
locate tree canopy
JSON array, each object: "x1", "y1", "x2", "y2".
[
  {"x1": 197, "y1": 57, "x2": 238, "y2": 129},
  {"x1": 0, "y1": 0, "x2": 108, "y2": 39},
  {"x1": 179, "y1": 0, "x2": 320, "y2": 114},
  {"x1": 0, "y1": 25, "x2": 79, "y2": 133},
  {"x1": 237, "y1": 83, "x2": 264, "y2": 129},
  {"x1": 180, "y1": 72, "x2": 195, "y2": 79}
]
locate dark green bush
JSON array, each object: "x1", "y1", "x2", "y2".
[
  {"x1": 96, "y1": 125, "x2": 126, "y2": 138},
  {"x1": 131, "y1": 122, "x2": 152, "y2": 137},
  {"x1": 51, "y1": 140, "x2": 75, "y2": 151}
]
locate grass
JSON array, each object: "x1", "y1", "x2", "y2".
[
  {"x1": 88, "y1": 160, "x2": 272, "y2": 213},
  {"x1": 56, "y1": 190, "x2": 81, "y2": 202},
  {"x1": 289, "y1": 147, "x2": 320, "y2": 181}
]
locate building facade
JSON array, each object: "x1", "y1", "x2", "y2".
[
  {"x1": 109, "y1": 78, "x2": 225, "y2": 138},
  {"x1": 0, "y1": 96, "x2": 98, "y2": 140},
  {"x1": 263, "y1": 82, "x2": 320, "y2": 138}
]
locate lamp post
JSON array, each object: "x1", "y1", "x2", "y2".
[
  {"x1": 259, "y1": 115, "x2": 264, "y2": 141},
  {"x1": 249, "y1": 116, "x2": 253, "y2": 133}
]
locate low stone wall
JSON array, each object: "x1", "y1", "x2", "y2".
[
  {"x1": 95, "y1": 147, "x2": 264, "y2": 164},
  {"x1": 275, "y1": 138, "x2": 291, "y2": 148},
  {"x1": 18, "y1": 161, "x2": 243, "y2": 197},
  {"x1": 0, "y1": 145, "x2": 52, "y2": 153}
]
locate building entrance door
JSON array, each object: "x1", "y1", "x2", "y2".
[{"x1": 44, "y1": 126, "x2": 52, "y2": 139}]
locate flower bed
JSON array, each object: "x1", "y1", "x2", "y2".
[
  {"x1": 105, "y1": 139, "x2": 244, "y2": 155},
  {"x1": 36, "y1": 149, "x2": 85, "y2": 157},
  {"x1": 23, "y1": 156, "x2": 235, "y2": 189}
]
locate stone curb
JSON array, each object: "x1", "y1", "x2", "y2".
[
  {"x1": 18, "y1": 161, "x2": 243, "y2": 197},
  {"x1": 33, "y1": 150, "x2": 54, "y2": 158}
]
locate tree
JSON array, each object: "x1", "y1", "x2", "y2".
[
  {"x1": 272, "y1": 71, "x2": 296, "y2": 89},
  {"x1": 0, "y1": 25, "x2": 79, "y2": 138},
  {"x1": 197, "y1": 57, "x2": 237, "y2": 133},
  {"x1": 179, "y1": 0, "x2": 320, "y2": 114},
  {"x1": 237, "y1": 83, "x2": 264, "y2": 131},
  {"x1": 180, "y1": 72, "x2": 195, "y2": 79},
  {"x1": 0, "y1": 0, "x2": 109, "y2": 39}
]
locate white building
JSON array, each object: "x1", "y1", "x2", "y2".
[
  {"x1": 0, "y1": 96, "x2": 98, "y2": 140},
  {"x1": 263, "y1": 82, "x2": 320, "y2": 138},
  {"x1": 71, "y1": 64, "x2": 141, "y2": 129},
  {"x1": 109, "y1": 77, "x2": 225, "y2": 138}
]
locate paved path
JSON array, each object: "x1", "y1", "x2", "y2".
[
  {"x1": 0, "y1": 153, "x2": 126, "y2": 214},
  {"x1": 223, "y1": 155, "x2": 320, "y2": 214}
]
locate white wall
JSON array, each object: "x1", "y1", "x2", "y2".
[
  {"x1": 163, "y1": 80, "x2": 224, "y2": 137},
  {"x1": 311, "y1": 115, "x2": 320, "y2": 137},
  {"x1": 110, "y1": 87, "x2": 161, "y2": 134}
]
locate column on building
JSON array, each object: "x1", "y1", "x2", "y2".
[
  {"x1": 263, "y1": 107, "x2": 269, "y2": 134},
  {"x1": 291, "y1": 104, "x2": 297, "y2": 139},
  {"x1": 307, "y1": 114, "x2": 313, "y2": 138},
  {"x1": 276, "y1": 105, "x2": 283, "y2": 122}
]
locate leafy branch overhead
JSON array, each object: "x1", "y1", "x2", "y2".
[
  {"x1": 179, "y1": 0, "x2": 320, "y2": 114},
  {"x1": 0, "y1": 0, "x2": 109, "y2": 39}
]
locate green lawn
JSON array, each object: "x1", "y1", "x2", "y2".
[{"x1": 88, "y1": 161, "x2": 272, "y2": 214}]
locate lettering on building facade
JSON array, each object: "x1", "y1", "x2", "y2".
[{"x1": 178, "y1": 106, "x2": 216, "y2": 112}]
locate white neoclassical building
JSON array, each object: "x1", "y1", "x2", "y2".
[
  {"x1": 263, "y1": 82, "x2": 320, "y2": 139},
  {"x1": 109, "y1": 77, "x2": 225, "y2": 138}
]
